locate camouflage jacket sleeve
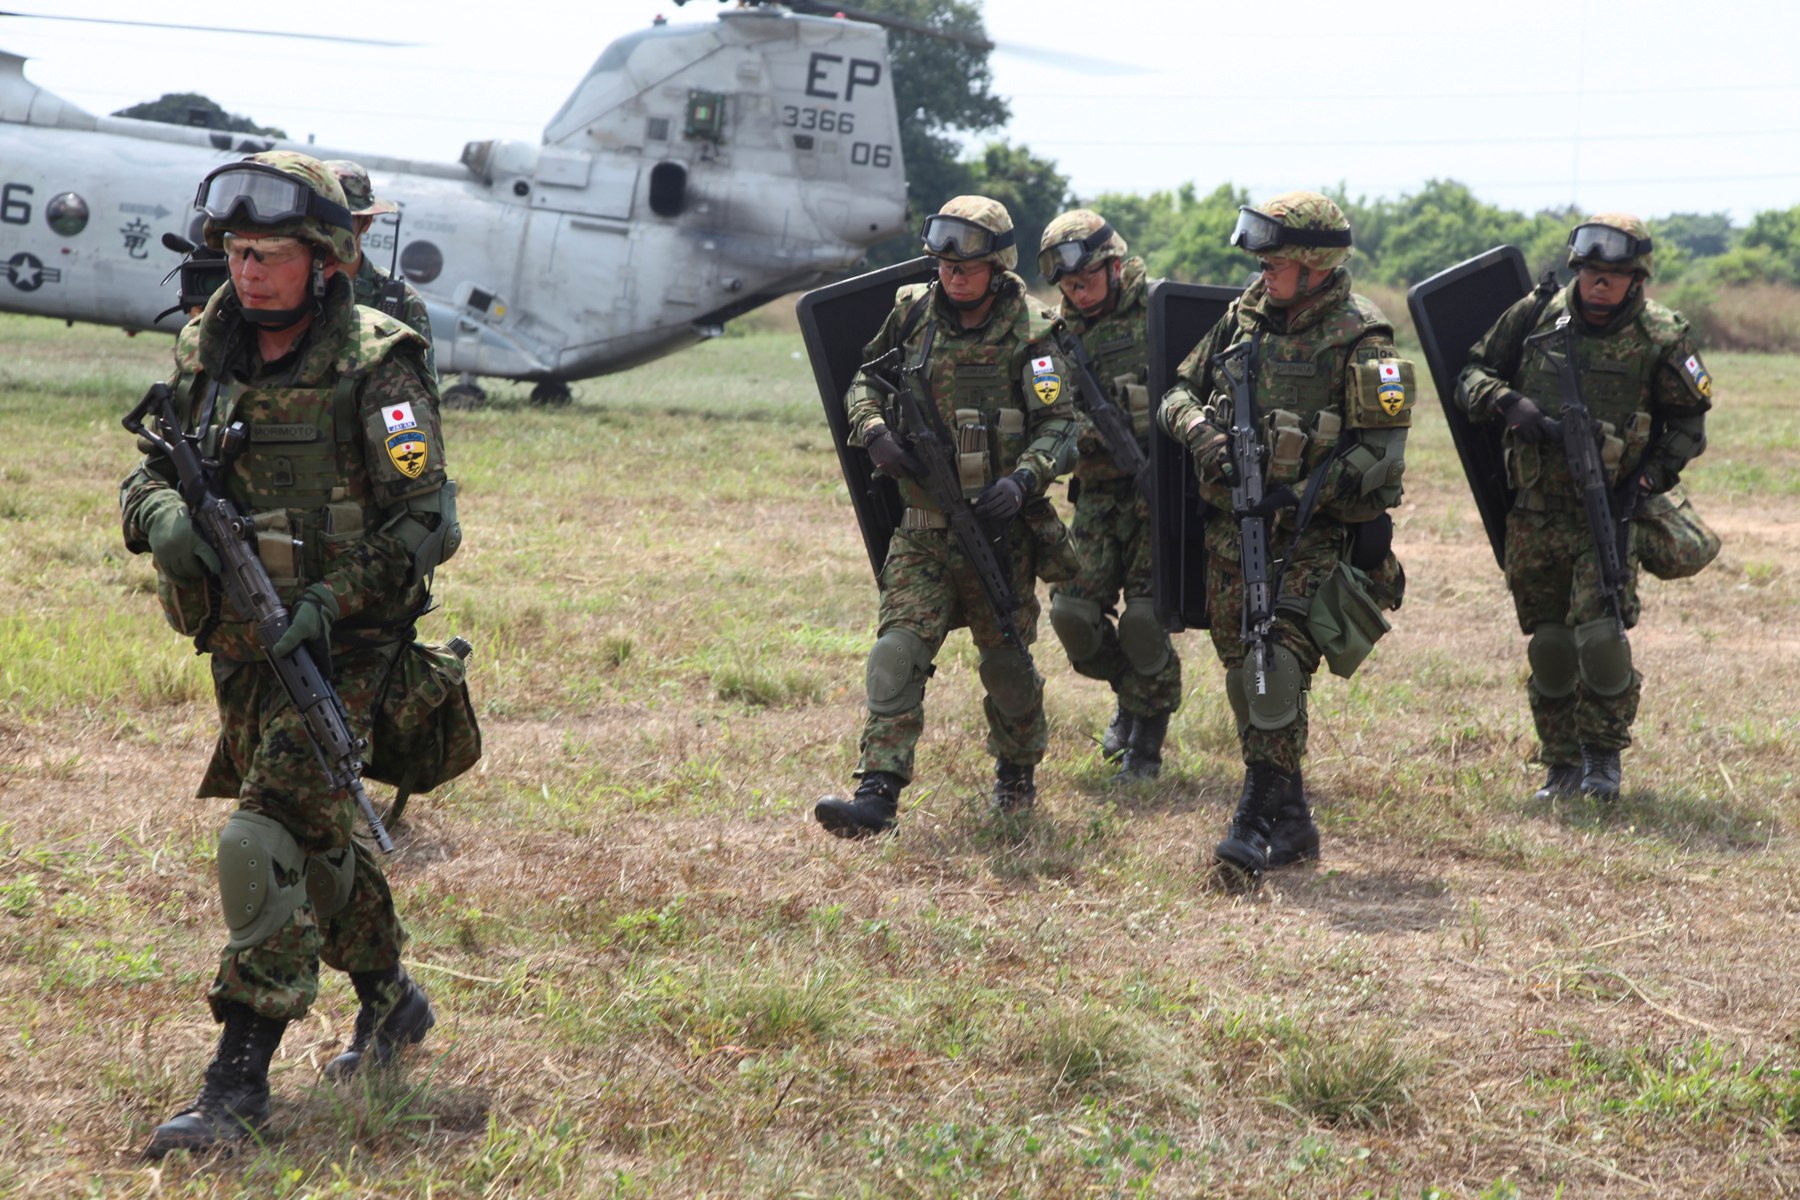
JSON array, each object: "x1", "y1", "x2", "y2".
[
  {"x1": 1316, "y1": 332, "x2": 1406, "y2": 522},
  {"x1": 402, "y1": 284, "x2": 436, "y2": 380},
  {"x1": 1156, "y1": 310, "x2": 1237, "y2": 502},
  {"x1": 319, "y1": 338, "x2": 448, "y2": 621},
  {"x1": 1014, "y1": 335, "x2": 1076, "y2": 494},
  {"x1": 844, "y1": 294, "x2": 912, "y2": 447},
  {"x1": 118, "y1": 365, "x2": 196, "y2": 554},
  {"x1": 1643, "y1": 325, "x2": 1712, "y2": 491},
  {"x1": 1455, "y1": 293, "x2": 1541, "y2": 419}
]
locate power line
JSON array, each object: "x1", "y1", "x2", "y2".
[{"x1": 1030, "y1": 128, "x2": 1800, "y2": 151}]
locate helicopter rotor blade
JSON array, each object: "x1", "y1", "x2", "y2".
[{"x1": 0, "y1": 10, "x2": 421, "y2": 48}]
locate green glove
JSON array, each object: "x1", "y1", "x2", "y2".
[
  {"x1": 144, "y1": 500, "x2": 221, "y2": 582},
  {"x1": 272, "y1": 583, "x2": 340, "y2": 658}
]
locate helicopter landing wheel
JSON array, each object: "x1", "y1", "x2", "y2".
[
  {"x1": 529, "y1": 380, "x2": 573, "y2": 407},
  {"x1": 441, "y1": 382, "x2": 487, "y2": 410}
]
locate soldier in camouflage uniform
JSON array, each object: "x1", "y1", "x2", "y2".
[
  {"x1": 1159, "y1": 192, "x2": 1411, "y2": 883},
  {"x1": 1038, "y1": 209, "x2": 1182, "y2": 781},
  {"x1": 121, "y1": 152, "x2": 460, "y2": 1157},
  {"x1": 1457, "y1": 214, "x2": 1710, "y2": 802},
  {"x1": 325, "y1": 159, "x2": 436, "y2": 378},
  {"x1": 815, "y1": 195, "x2": 1077, "y2": 837}
]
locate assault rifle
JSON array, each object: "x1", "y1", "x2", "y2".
[
  {"x1": 859, "y1": 314, "x2": 1032, "y2": 664},
  {"x1": 1051, "y1": 324, "x2": 1152, "y2": 505},
  {"x1": 376, "y1": 206, "x2": 407, "y2": 321},
  {"x1": 123, "y1": 383, "x2": 396, "y2": 853},
  {"x1": 1212, "y1": 334, "x2": 1276, "y2": 698},
  {"x1": 1526, "y1": 316, "x2": 1632, "y2": 635}
]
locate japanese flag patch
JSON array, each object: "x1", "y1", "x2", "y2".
[
  {"x1": 1378, "y1": 362, "x2": 1402, "y2": 383},
  {"x1": 1684, "y1": 354, "x2": 1713, "y2": 400},
  {"x1": 382, "y1": 401, "x2": 418, "y2": 433},
  {"x1": 1376, "y1": 360, "x2": 1406, "y2": 416},
  {"x1": 1031, "y1": 355, "x2": 1054, "y2": 374}
]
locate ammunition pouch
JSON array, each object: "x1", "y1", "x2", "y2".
[
  {"x1": 955, "y1": 408, "x2": 990, "y2": 497},
  {"x1": 1634, "y1": 485, "x2": 1721, "y2": 580},
  {"x1": 1264, "y1": 409, "x2": 1307, "y2": 485},
  {"x1": 365, "y1": 639, "x2": 482, "y2": 811}
]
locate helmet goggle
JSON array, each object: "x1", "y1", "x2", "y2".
[
  {"x1": 1567, "y1": 222, "x2": 1651, "y2": 265},
  {"x1": 1229, "y1": 206, "x2": 1352, "y2": 255},
  {"x1": 195, "y1": 162, "x2": 353, "y2": 234},
  {"x1": 921, "y1": 213, "x2": 1015, "y2": 261},
  {"x1": 1039, "y1": 222, "x2": 1116, "y2": 282},
  {"x1": 221, "y1": 234, "x2": 311, "y2": 269}
]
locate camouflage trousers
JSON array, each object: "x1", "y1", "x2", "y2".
[
  {"x1": 1205, "y1": 517, "x2": 1352, "y2": 773},
  {"x1": 200, "y1": 647, "x2": 407, "y2": 1022},
  {"x1": 1505, "y1": 508, "x2": 1643, "y2": 761},
  {"x1": 1050, "y1": 478, "x2": 1182, "y2": 717},
  {"x1": 857, "y1": 524, "x2": 1044, "y2": 782}
]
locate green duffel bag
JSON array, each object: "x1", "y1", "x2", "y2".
[
  {"x1": 1308, "y1": 561, "x2": 1393, "y2": 679},
  {"x1": 1635, "y1": 485, "x2": 1722, "y2": 581},
  {"x1": 366, "y1": 637, "x2": 482, "y2": 824}
]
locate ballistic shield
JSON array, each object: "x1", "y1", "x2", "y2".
[
  {"x1": 1147, "y1": 281, "x2": 1240, "y2": 631},
  {"x1": 798, "y1": 256, "x2": 938, "y2": 580},
  {"x1": 1406, "y1": 245, "x2": 1531, "y2": 569}
]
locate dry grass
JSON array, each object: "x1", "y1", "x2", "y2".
[{"x1": 2, "y1": 313, "x2": 1798, "y2": 1197}]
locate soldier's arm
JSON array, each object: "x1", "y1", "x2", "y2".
[
  {"x1": 1016, "y1": 340, "x2": 1077, "y2": 493},
  {"x1": 1455, "y1": 295, "x2": 1538, "y2": 420},
  {"x1": 402, "y1": 285, "x2": 437, "y2": 380},
  {"x1": 1643, "y1": 331, "x2": 1712, "y2": 491},
  {"x1": 119, "y1": 364, "x2": 198, "y2": 553},
  {"x1": 844, "y1": 302, "x2": 907, "y2": 447},
  {"x1": 318, "y1": 347, "x2": 455, "y2": 619},
  {"x1": 1157, "y1": 313, "x2": 1235, "y2": 494},
  {"x1": 1318, "y1": 334, "x2": 1411, "y2": 522}
]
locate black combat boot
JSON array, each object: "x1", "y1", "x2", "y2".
[
  {"x1": 1213, "y1": 763, "x2": 1289, "y2": 888},
  {"x1": 1114, "y1": 712, "x2": 1169, "y2": 783},
  {"x1": 815, "y1": 771, "x2": 902, "y2": 838},
  {"x1": 1101, "y1": 702, "x2": 1134, "y2": 762},
  {"x1": 143, "y1": 1002, "x2": 288, "y2": 1160},
  {"x1": 1265, "y1": 768, "x2": 1320, "y2": 868},
  {"x1": 1533, "y1": 762, "x2": 1582, "y2": 802},
  {"x1": 322, "y1": 965, "x2": 436, "y2": 1082},
  {"x1": 991, "y1": 761, "x2": 1037, "y2": 814},
  {"x1": 1580, "y1": 745, "x2": 1622, "y2": 801}
]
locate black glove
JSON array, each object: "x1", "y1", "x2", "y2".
[
  {"x1": 973, "y1": 470, "x2": 1033, "y2": 522},
  {"x1": 865, "y1": 428, "x2": 921, "y2": 478},
  {"x1": 1497, "y1": 391, "x2": 1561, "y2": 444},
  {"x1": 1234, "y1": 483, "x2": 1298, "y2": 521}
]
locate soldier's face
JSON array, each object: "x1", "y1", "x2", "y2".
[
  {"x1": 226, "y1": 233, "x2": 334, "y2": 311},
  {"x1": 1577, "y1": 265, "x2": 1634, "y2": 314},
  {"x1": 1258, "y1": 257, "x2": 1306, "y2": 302},
  {"x1": 1057, "y1": 260, "x2": 1115, "y2": 316},
  {"x1": 938, "y1": 258, "x2": 993, "y2": 304}
]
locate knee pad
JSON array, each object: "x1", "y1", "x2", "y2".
[
  {"x1": 217, "y1": 811, "x2": 307, "y2": 953},
  {"x1": 1245, "y1": 644, "x2": 1305, "y2": 731},
  {"x1": 865, "y1": 628, "x2": 933, "y2": 717},
  {"x1": 1223, "y1": 667, "x2": 1251, "y2": 737},
  {"x1": 1527, "y1": 623, "x2": 1579, "y2": 699},
  {"x1": 1117, "y1": 596, "x2": 1171, "y2": 676},
  {"x1": 1574, "y1": 617, "x2": 1633, "y2": 696},
  {"x1": 306, "y1": 845, "x2": 357, "y2": 920},
  {"x1": 1049, "y1": 593, "x2": 1106, "y2": 663},
  {"x1": 978, "y1": 645, "x2": 1041, "y2": 719}
]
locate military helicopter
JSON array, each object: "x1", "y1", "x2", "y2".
[{"x1": 0, "y1": 4, "x2": 917, "y2": 406}]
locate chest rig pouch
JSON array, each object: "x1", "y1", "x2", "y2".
[{"x1": 1512, "y1": 306, "x2": 1659, "y2": 495}]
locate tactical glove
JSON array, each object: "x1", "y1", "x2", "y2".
[
  {"x1": 271, "y1": 583, "x2": 340, "y2": 659},
  {"x1": 1235, "y1": 484, "x2": 1298, "y2": 521},
  {"x1": 1497, "y1": 391, "x2": 1560, "y2": 444},
  {"x1": 973, "y1": 470, "x2": 1034, "y2": 522},
  {"x1": 144, "y1": 501, "x2": 222, "y2": 582},
  {"x1": 865, "y1": 428, "x2": 922, "y2": 478}
]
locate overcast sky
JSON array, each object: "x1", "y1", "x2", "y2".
[{"x1": 7, "y1": 0, "x2": 1797, "y2": 223}]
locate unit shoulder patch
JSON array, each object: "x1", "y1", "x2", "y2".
[{"x1": 385, "y1": 429, "x2": 429, "y2": 478}]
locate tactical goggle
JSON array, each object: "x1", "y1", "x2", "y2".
[
  {"x1": 1229, "y1": 206, "x2": 1352, "y2": 255},
  {"x1": 1038, "y1": 223, "x2": 1116, "y2": 282},
  {"x1": 195, "y1": 162, "x2": 353, "y2": 233},
  {"x1": 921, "y1": 214, "x2": 1015, "y2": 261},
  {"x1": 1567, "y1": 222, "x2": 1652, "y2": 265}
]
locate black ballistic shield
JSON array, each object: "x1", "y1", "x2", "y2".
[
  {"x1": 1406, "y1": 245, "x2": 1531, "y2": 569},
  {"x1": 797, "y1": 256, "x2": 937, "y2": 581},
  {"x1": 1146, "y1": 281, "x2": 1240, "y2": 631}
]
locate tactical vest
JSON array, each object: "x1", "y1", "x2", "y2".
[
  {"x1": 889, "y1": 280, "x2": 1054, "y2": 511},
  {"x1": 1507, "y1": 289, "x2": 1671, "y2": 501},
  {"x1": 163, "y1": 307, "x2": 422, "y2": 659},
  {"x1": 1209, "y1": 291, "x2": 1391, "y2": 492}
]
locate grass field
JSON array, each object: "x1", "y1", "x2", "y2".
[{"x1": 1, "y1": 308, "x2": 1797, "y2": 1199}]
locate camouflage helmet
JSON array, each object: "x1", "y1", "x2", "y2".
[
  {"x1": 1231, "y1": 190, "x2": 1353, "y2": 271},
  {"x1": 920, "y1": 194, "x2": 1018, "y2": 271},
  {"x1": 324, "y1": 159, "x2": 397, "y2": 218},
  {"x1": 197, "y1": 150, "x2": 358, "y2": 265},
  {"x1": 1567, "y1": 212, "x2": 1654, "y2": 278},
  {"x1": 1038, "y1": 208, "x2": 1127, "y2": 283}
]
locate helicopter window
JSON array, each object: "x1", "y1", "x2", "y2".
[
  {"x1": 45, "y1": 192, "x2": 89, "y2": 237},
  {"x1": 646, "y1": 117, "x2": 670, "y2": 142},
  {"x1": 684, "y1": 90, "x2": 725, "y2": 141},
  {"x1": 401, "y1": 240, "x2": 443, "y2": 286},
  {"x1": 648, "y1": 163, "x2": 687, "y2": 219}
]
